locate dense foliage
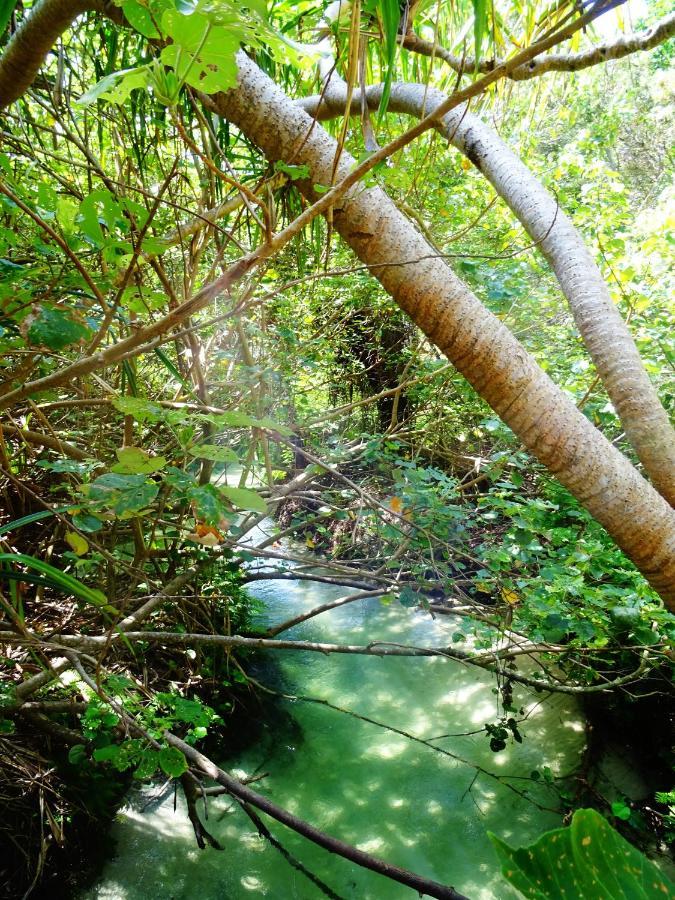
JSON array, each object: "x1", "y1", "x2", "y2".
[{"x1": 0, "y1": 0, "x2": 673, "y2": 896}]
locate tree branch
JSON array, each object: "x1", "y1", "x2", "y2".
[
  {"x1": 402, "y1": 13, "x2": 675, "y2": 82},
  {"x1": 0, "y1": 0, "x2": 121, "y2": 108},
  {"x1": 0, "y1": 629, "x2": 653, "y2": 695},
  {"x1": 0, "y1": 423, "x2": 93, "y2": 461},
  {"x1": 166, "y1": 733, "x2": 471, "y2": 900}
]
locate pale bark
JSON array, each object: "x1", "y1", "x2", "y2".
[
  {"x1": 299, "y1": 82, "x2": 675, "y2": 506},
  {"x1": 402, "y1": 12, "x2": 675, "y2": 82},
  {"x1": 212, "y1": 53, "x2": 675, "y2": 606},
  {"x1": 1, "y1": 3, "x2": 674, "y2": 605}
]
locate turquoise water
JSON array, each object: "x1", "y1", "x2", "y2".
[{"x1": 81, "y1": 525, "x2": 585, "y2": 899}]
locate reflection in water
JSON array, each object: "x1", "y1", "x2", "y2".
[{"x1": 81, "y1": 521, "x2": 585, "y2": 899}]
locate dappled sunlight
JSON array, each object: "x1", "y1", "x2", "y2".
[
  {"x1": 240, "y1": 874, "x2": 266, "y2": 891},
  {"x1": 85, "y1": 569, "x2": 586, "y2": 899},
  {"x1": 364, "y1": 740, "x2": 408, "y2": 760},
  {"x1": 356, "y1": 836, "x2": 387, "y2": 854}
]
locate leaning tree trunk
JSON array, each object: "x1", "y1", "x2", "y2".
[
  {"x1": 209, "y1": 54, "x2": 675, "y2": 606},
  {"x1": 298, "y1": 81, "x2": 675, "y2": 508},
  {"x1": 0, "y1": 0, "x2": 120, "y2": 107},
  {"x1": 0, "y1": 5, "x2": 673, "y2": 605}
]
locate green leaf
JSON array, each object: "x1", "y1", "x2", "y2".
[
  {"x1": 189, "y1": 483, "x2": 230, "y2": 526},
  {"x1": 158, "y1": 746, "x2": 188, "y2": 778},
  {"x1": 374, "y1": 0, "x2": 399, "y2": 119},
  {"x1": 201, "y1": 411, "x2": 292, "y2": 435},
  {"x1": 88, "y1": 472, "x2": 159, "y2": 516},
  {"x1": 27, "y1": 306, "x2": 91, "y2": 350},
  {"x1": 37, "y1": 182, "x2": 58, "y2": 214},
  {"x1": 112, "y1": 447, "x2": 167, "y2": 474},
  {"x1": 165, "y1": 466, "x2": 197, "y2": 493},
  {"x1": 0, "y1": 0, "x2": 19, "y2": 38},
  {"x1": 93, "y1": 744, "x2": 123, "y2": 763},
  {"x1": 0, "y1": 552, "x2": 108, "y2": 608},
  {"x1": 172, "y1": 696, "x2": 211, "y2": 726},
  {"x1": 0, "y1": 507, "x2": 73, "y2": 537},
  {"x1": 67, "y1": 744, "x2": 87, "y2": 765},
  {"x1": 472, "y1": 0, "x2": 488, "y2": 67},
  {"x1": 274, "y1": 161, "x2": 311, "y2": 181},
  {"x1": 611, "y1": 800, "x2": 632, "y2": 821},
  {"x1": 112, "y1": 397, "x2": 165, "y2": 423},
  {"x1": 134, "y1": 750, "x2": 159, "y2": 780},
  {"x1": 77, "y1": 66, "x2": 150, "y2": 107},
  {"x1": 38, "y1": 459, "x2": 92, "y2": 474},
  {"x1": 77, "y1": 189, "x2": 124, "y2": 246},
  {"x1": 121, "y1": 0, "x2": 160, "y2": 37},
  {"x1": 154, "y1": 348, "x2": 197, "y2": 396},
  {"x1": 71, "y1": 512, "x2": 104, "y2": 533},
  {"x1": 187, "y1": 444, "x2": 238, "y2": 463},
  {"x1": 489, "y1": 808, "x2": 674, "y2": 899},
  {"x1": 159, "y1": 9, "x2": 240, "y2": 94},
  {"x1": 398, "y1": 585, "x2": 421, "y2": 608},
  {"x1": 220, "y1": 486, "x2": 267, "y2": 514}
]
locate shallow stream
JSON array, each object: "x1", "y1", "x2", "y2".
[{"x1": 81, "y1": 519, "x2": 587, "y2": 899}]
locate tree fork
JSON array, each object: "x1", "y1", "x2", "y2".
[
  {"x1": 299, "y1": 80, "x2": 675, "y2": 506},
  {"x1": 0, "y1": 3, "x2": 674, "y2": 604},
  {"x1": 211, "y1": 54, "x2": 675, "y2": 608}
]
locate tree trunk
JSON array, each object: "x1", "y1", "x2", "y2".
[
  {"x1": 210, "y1": 53, "x2": 675, "y2": 607},
  {"x1": 0, "y1": 5, "x2": 673, "y2": 606},
  {"x1": 0, "y1": 0, "x2": 118, "y2": 107},
  {"x1": 299, "y1": 81, "x2": 675, "y2": 507}
]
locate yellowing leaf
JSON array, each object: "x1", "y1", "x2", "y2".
[
  {"x1": 501, "y1": 588, "x2": 519, "y2": 606},
  {"x1": 65, "y1": 531, "x2": 89, "y2": 556},
  {"x1": 390, "y1": 497, "x2": 404, "y2": 514}
]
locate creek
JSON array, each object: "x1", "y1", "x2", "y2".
[{"x1": 80, "y1": 517, "x2": 587, "y2": 899}]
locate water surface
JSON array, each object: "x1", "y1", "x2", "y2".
[{"x1": 82, "y1": 524, "x2": 585, "y2": 899}]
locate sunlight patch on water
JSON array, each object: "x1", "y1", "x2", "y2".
[{"x1": 81, "y1": 525, "x2": 586, "y2": 900}]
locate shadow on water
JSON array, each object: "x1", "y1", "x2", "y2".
[{"x1": 81, "y1": 528, "x2": 587, "y2": 900}]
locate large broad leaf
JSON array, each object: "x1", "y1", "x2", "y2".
[
  {"x1": 220, "y1": 485, "x2": 267, "y2": 514},
  {"x1": 158, "y1": 746, "x2": 188, "y2": 778},
  {"x1": 77, "y1": 189, "x2": 125, "y2": 245},
  {"x1": 187, "y1": 444, "x2": 238, "y2": 463},
  {"x1": 202, "y1": 410, "x2": 292, "y2": 435},
  {"x1": 76, "y1": 66, "x2": 150, "y2": 107},
  {"x1": 489, "y1": 808, "x2": 674, "y2": 900},
  {"x1": 87, "y1": 473, "x2": 159, "y2": 516},
  {"x1": 121, "y1": 0, "x2": 160, "y2": 37},
  {"x1": 189, "y1": 483, "x2": 230, "y2": 526},
  {"x1": 26, "y1": 306, "x2": 91, "y2": 350},
  {"x1": 112, "y1": 396, "x2": 165, "y2": 423},
  {"x1": 160, "y1": 9, "x2": 240, "y2": 93},
  {"x1": 112, "y1": 447, "x2": 167, "y2": 475}
]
